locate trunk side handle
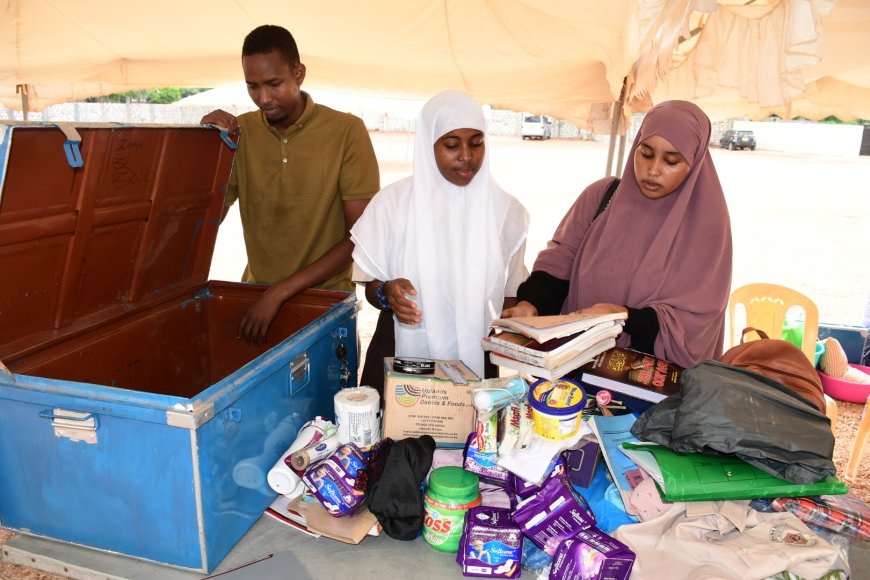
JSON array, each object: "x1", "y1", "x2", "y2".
[
  {"x1": 288, "y1": 352, "x2": 310, "y2": 396},
  {"x1": 38, "y1": 408, "x2": 99, "y2": 444}
]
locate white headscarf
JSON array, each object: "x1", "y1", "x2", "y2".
[{"x1": 351, "y1": 90, "x2": 529, "y2": 377}]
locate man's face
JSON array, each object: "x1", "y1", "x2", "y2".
[
  {"x1": 433, "y1": 128, "x2": 485, "y2": 187},
  {"x1": 243, "y1": 50, "x2": 306, "y2": 132}
]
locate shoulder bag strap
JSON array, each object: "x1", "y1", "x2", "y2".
[{"x1": 592, "y1": 178, "x2": 620, "y2": 223}]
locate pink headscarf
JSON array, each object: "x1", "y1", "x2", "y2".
[{"x1": 533, "y1": 100, "x2": 732, "y2": 367}]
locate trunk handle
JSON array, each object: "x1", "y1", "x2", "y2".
[
  {"x1": 288, "y1": 352, "x2": 310, "y2": 396},
  {"x1": 38, "y1": 408, "x2": 100, "y2": 444},
  {"x1": 38, "y1": 408, "x2": 99, "y2": 427}
]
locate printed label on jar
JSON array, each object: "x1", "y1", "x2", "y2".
[{"x1": 423, "y1": 506, "x2": 461, "y2": 545}]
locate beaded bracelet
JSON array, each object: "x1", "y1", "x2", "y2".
[{"x1": 375, "y1": 281, "x2": 391, "y2": 310}]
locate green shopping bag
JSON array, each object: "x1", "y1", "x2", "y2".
[{"x1": 620, "y1": 443, "x2": 848, "y2": 503}]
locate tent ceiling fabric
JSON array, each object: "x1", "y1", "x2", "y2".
[
  {"x1": 0, "y1": 0, "x2": 637, "y2": 126},
  {"x1": 2, "y1": 0, "x2": 869, "y2": 126},
  {"x1": 647, "y1": 0, "x2": 870, "y2": 121}
]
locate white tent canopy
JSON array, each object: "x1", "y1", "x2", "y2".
[
  {"x1": 2, "y1": 0, "x2": 869, "y2": 127},
  {"x1": 648, "y1": 0, "x2": 870, "y2": 121}
]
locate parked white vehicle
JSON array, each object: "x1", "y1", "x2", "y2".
[{"x1": 521, "y1": 114, "x2": 552, "y2": 140}]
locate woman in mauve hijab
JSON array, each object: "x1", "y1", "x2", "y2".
[{"x1": 502, "y1": 100, "x2": 732, "y2": 368}]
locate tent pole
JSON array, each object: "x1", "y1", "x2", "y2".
[
  {"x1": 605, "y1": 77, "x2": 627, "y2": 177},
  {"x1": 16, "y1": 84, "x2": 30, "y2": 120},
  {"x1": 615, "y1": 130, "x2": 627, "y2": 177},
  {"x1": 604, "y1": 108, "x2": 618, "y2": 177}
]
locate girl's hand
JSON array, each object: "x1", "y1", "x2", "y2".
[
  {"x1": 385, "y1": 279, "x2": 422, "y2": 325},
  {"x1": 573, "y1": 303, "x2": 628, "y2": 316},
  {"x1": 500, "y1": 300, "x2": 538, "y2": 319}
]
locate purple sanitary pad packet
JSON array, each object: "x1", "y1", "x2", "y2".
[
  {"x1": 549, "y1": 526, "x2": 636, "y2": 580},
  {"x1": 464, "y1": 430, "x2": 509, "y2": 486},
  {"x1": 456, "y1": 506, "x2": 523, "y2": 578},
  {"x1": 511, "y1": 475, "x2": 595, "y2": 556},
  {"x1": 508, "y1": 456, "x2": 565, "y2": 500},
  {"x1": 302, "y1": 443, "x2": 367, "y2": 517}
]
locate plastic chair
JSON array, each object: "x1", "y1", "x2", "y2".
[
  {"x1": 728, "y1": 283, "x2": 837, "y2": 430},
  {"x1": 845, "y1": 394, "x2": 870, "y2": 480}
]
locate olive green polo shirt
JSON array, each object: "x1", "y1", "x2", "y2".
[{"x1": 226, "y1": 92, "x2": 380, "y2": 291}]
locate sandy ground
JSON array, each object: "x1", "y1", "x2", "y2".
[{"x1": 2, "y1": 133, "x2": 869, "y2": 579}]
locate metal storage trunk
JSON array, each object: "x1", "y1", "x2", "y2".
[{"x1": 0, "y1": 122, "x2": 358, "y2": 572}]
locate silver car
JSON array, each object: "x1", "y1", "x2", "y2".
[{"x1": 521, "y1": 114, "x2": 552, "y2": 140}]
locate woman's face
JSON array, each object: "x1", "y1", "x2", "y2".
[
  {"x1": 633, "y1": 135, "x2": 691, "y2": 199},
  {"x1": 433, "y1": 128, "x2": 485, "y2": 186}
]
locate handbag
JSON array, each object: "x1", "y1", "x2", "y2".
[{"x1": 719, "y1": 327, "x2": 826, "y2": 413}]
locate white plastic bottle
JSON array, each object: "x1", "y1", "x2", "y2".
[{"x1": 266, "y1": 417, "x2": 333, "y2": 497}]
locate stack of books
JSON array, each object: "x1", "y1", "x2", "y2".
[{"x1": 483, "y1": 311, "x2": 627, "y2": 380}]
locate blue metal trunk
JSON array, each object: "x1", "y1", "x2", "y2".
[{"x1": 0, "y1": 122, "x2": 358, "y2": 572}]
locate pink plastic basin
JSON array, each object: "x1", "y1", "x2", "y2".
[{"x1": 818, "y1": 364, "x2": 870, "y2": 404}]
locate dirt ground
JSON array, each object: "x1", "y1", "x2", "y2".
[{"x1": 3, "y1": 133, "x2": 869, "y2": 579}]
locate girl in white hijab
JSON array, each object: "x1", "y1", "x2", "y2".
[{"x1": 351, "y1": 90, "x2": 529, "y2": 389}]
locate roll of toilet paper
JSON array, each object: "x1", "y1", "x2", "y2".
[
  {"x1": 267, "y1": 455, "x2": 304, "y2": 498},
  {"x1": 334, "y1": 386, "x2": 381, "y2": 447}
]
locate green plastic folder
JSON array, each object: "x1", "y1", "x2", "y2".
[{"x1": 620, "y1": 443, "x2": 848, "y2": 502}]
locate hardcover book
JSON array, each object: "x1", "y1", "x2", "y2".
[
  {"x1": 490, "y1": 311, "x2": 627, "y2": 343},
  {"x1": 580, "y1": 383, "x2": 655, "y2": 415},
  {"x1": 579, "y1": 347, "x2": 683, "y2": 404}
]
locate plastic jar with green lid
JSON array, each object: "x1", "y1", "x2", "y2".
[{"x1": 423, "y1": 466, "x2": 481, "y2": 552}]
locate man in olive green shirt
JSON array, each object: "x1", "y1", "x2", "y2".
[{"x1": 202, "y1": 25, "x2": 379, "y2": 344}]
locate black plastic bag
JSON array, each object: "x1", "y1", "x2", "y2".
[{"x1": 630, "y1": 360, "x2": 835, "y2": 484}]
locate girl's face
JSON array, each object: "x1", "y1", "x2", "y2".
[
  {"x1": 433, "y1": 128, "x2": 485, "y2": 186},
  {"x1": 633, "y1": 135, "x2": 692, "y2": 199}
]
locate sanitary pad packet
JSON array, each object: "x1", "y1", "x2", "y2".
[
  {"x1": 511, "y1": 475, "x2": 595, "y2": 556},
  {"x1": 302, "y1": 443, "x2": 367, "y2": 516},
  {"x1": 508, "y1": 455, "x2": 565, "y2": 500},
  {"x1": 549, "y1": 526, "x2": 635, "y2": 580},
  {"x1": 464, "y1": 413, "x2": 509, "y2": 485},
  {"x1": 456, "y1": 506, "x2": 523, "y2": 578}
]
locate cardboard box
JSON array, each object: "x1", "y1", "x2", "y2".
[{"x1": 383, "y1": 358, "x2": 477, "y2": 447}]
